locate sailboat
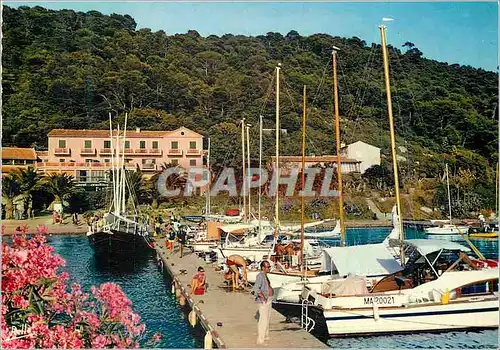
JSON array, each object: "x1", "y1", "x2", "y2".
[
  {"x1": 87, "y1": 114, "x2": 153, "y2": 258},
  {"x1": 299, "y1": 25, "x2": 499, "y2": 337},
  {"x1": 424, "y1": 164, "x2": 470, "y2": 235}
]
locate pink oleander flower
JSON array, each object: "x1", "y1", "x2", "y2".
[{"x1": 2, "y1": 226, "x2": 155, "y2": 349}]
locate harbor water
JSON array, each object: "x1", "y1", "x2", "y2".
[
  {"x1": 48, "y1": 235, "x2": 202, "y2": 348},
  {"x1": 46, "y1": 227, "x2": 498, "y2": 349}
]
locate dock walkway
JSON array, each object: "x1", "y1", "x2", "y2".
[{"x1": 154, "y1": 238, "x2": 327, "y2": 348}]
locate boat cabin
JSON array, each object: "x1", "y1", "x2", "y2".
[{"x1": 371, "y1": 239, "x2": 494, "y2": 293}]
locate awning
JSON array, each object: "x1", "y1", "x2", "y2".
[
  {"x1": 218, "y1": 223, "x2": 253, "y2": 234},
  {"x1": 400, "y1": 239, "x2": 471, "y2": 256},
  {"x1": 320, "y1": 243, "x2": 402, "y2": 277}
]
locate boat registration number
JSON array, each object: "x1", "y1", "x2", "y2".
[{"x1": 363, "y1": 296, "x2": 395, "y2": 305}]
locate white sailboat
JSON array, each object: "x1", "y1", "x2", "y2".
[
  {"x1": 87, "y1": 113, "x2": 153, "y2": 258},
  {"x1": 425, "y1": 164, "x2": 470, "y2": 235}
]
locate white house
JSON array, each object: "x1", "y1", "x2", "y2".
[{"x1": 341, "y1": 141, "x2": 381, "y2": 174}]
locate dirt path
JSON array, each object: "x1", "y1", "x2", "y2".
[{"x1": 2, "y1": 215, "x2": 87, "y2": 235}]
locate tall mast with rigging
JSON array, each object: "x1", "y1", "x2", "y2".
[
  {"x1": 246, "y1": 124, "x2": 251, "y2": 220},
  {"x1": 206, "y1": 137, "x2": 211, "y2": 217},
  {"x1": 258, "y1": 116, "x2": 263, "y2": 239},
  {"x1": 274, "y1": 63, "x2": 281, "y2": 235},
  {"x1": 300, "y1": 85, "x2": 307, "y2": 269},
  {"x1": 332, "y1": 46, "x2": 346, "y2": 247},
  {"x1": 445, "y1": 163, "x2": 452, "y2": 222},
  {"x1": 379, "y1": 25, "x2": 405, "y2": 264},
  {"x1": 241, "y1": 118, "x2": 247, "y2": 222}
]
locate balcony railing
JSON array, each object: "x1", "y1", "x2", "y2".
[
  {"x1": 118, "y1": 148, "x2": 134, "y2": 154},
  {"x1": 100, "y1": 148, "x2": 114, "y2": 155},
  {"x1": 134, "y1": 148, "x2": 148, "y2": 154},
  {"x1": 149, "y1": 148, "x2": 162, "y2": 155},
  {"x1": 141, "y1": 163, "x2": 157, "y2": 171},
  {"x1": 36, "y1": 162, "x2": 136, "y2": 170},
  {"x1": 167, "y1": 149, "x2": 183, "y2": 156},
  {"x1": 80, "y1": 148, "x2": 96, "y2": 155},
  {"x1": 186, "y1": 149, "x2": 202, "y2": 156},
  {"x1": 54, "y1": 148, "x2": 70, "y2": 155}
]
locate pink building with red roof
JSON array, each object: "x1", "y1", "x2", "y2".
[{"x1": 37, "y1": 126, "x2": 205, "y2": 184}]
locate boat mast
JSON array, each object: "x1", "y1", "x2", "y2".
[
  {"x1": 246, "y1": 124, "x2": 251, "y2": 220},
  {"x1": 258, "y1": 115, "x2": 263, "y2": 239},
  {"x1": 275, "y1": 63, "x2": 281, "y2": 235},
  {"x1": 121, "y1": 113, "x2": 128, "y2": 214},
  {"x1": 332, "y1": 46, "x2": 346, "y2": 247},
  {"x1": 445, "y1": 163, "x2": 452, "y2": 222},
  {"x1": 496, "y1": 163, "x2": 499, "y2": 229},
  {"x1": 115, "y1": 123, "x2": 121, "y2": 215},
  {"x1": 241, "y1": 118, "x2": 247, "y2": 222},
  {"x1": 379, "y1": 25, "x2": 405, "y2": 264},
  {"x1": 300, "y1": 85, "x2": 307, "y2": 269},
  {"x1": 109, "y1": 113, "x2": 116, "y2": 213},
  {"x1": 206, "y1": 137, "x2": 211, "y2": 217}
]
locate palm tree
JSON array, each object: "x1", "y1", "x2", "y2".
[
  {"x1": 155, "y1": 163, "x2": 188, "y2": 199},
  {"x1": 43, "y1": 173, "x2": 77, "y2": 212},
  {"x1": 2, "y1": 172, "x2": 22, "y2": 219},
  {"x1": 17, "y1": 168, "x2": 42, "y2": 218}
]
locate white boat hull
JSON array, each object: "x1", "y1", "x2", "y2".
[
  {"x1": 319, "y1": 298, "x2": 498, "y2": 336},
  {"x1": 424, "y1": 225, "x2": 469, "y2": 235},
  {"x1": 188, "y1": 241, "x2": 217, "y2": 253},
  {"x1": 215, "y1": 247, "x2": 273, "y2": 262}
]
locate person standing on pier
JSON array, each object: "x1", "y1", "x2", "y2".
[
  {"x1": 177, "y1": 225, "x2": 187, "y2": 258},
  {"x1": 252, "y1": 261, "x2": 273, "y2": 345}
]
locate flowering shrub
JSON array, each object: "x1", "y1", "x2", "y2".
[{"x1": 1, "y1": 225, "x2": 161, "y2": 348}]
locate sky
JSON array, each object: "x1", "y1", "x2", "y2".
[{"x1": 5, "y1": 1, "x2": 499, "y2": 72}]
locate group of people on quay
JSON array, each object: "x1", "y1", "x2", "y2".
[{"x1": 183, "y1": 256, "x2": 272, "y2": 345}]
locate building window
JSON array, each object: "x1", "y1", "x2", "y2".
[
  {"x1": 59, "y1": 159, "x2": 65, "y2": 163},
  {"x1": 85, "y1": 159, "x2": 93, "y2": 163},
  {"x1": 152, "y1": 141, "x2": 159, "y2": 149},
  {"x1": 190, "y1": 159, "x2": 197, "y2": 166},
  {"x1": 171, "y1": 159, "x2": 178, "y2": 166},
  {"x1": 84, "y1": 140, "x2": 92, "y2": 148},
  {"x1": 171, "y1": 141, "x2": 178, "y2": 150},
  {"x1": 58, "y1": 140, "x2": 66, "y2": 148},
  {"x1": 104, "y1": 140, "x2": 111, "y2": 149},
  {"x1": 104, "y1": 159, "x2": 110, "y2": 163},
  {"x1": 125, "y1": 141, "x2": 130, "y2": 149},
  {"x1": 189, "y1": 141, "x2": 197, "y2": 149},
  {"x1": 140, "y1": 141, "x2": 146, "y2": 149}
]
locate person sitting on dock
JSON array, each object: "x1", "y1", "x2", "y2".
[
  {"x1": 226, "y1": 254, "x2": 248, "y2": 290},
  {"x1": 190, "y1": 266, "x2": 206, "y2": 295}
]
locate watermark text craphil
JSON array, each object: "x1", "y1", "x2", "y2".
[{"x1": 156, "y1": 166, "x2": 340, "y2": 198}]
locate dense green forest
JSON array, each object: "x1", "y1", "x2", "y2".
[{"x1": 2, "y1": 6, "x2": 499, "y2": 213}]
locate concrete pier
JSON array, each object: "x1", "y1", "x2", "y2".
[{"x1": 153, "y1": 237, "x2": 327, "y2": 348}]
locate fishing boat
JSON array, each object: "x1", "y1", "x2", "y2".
[{"x1": 87, "y1": 114, "x2": 153, "y2": 258}]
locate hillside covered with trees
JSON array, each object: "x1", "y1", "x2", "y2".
[{"x1": 3, "y1": 6, "x2": 498, "y2": 214}]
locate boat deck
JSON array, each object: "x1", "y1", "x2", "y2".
[{"x1": 153, "y1": 237, "x2": 327, "y2": 348}]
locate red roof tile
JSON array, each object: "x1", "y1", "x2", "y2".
[
  {"x1": 270, "y1": 155, "x2": 360, "y2": 163},
  {"x1": 48, "y1": 129, "x2": 172, "y2": 138},
  {"x1": 2, "y1": 147, "x2": 37, "y2": 160}
]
